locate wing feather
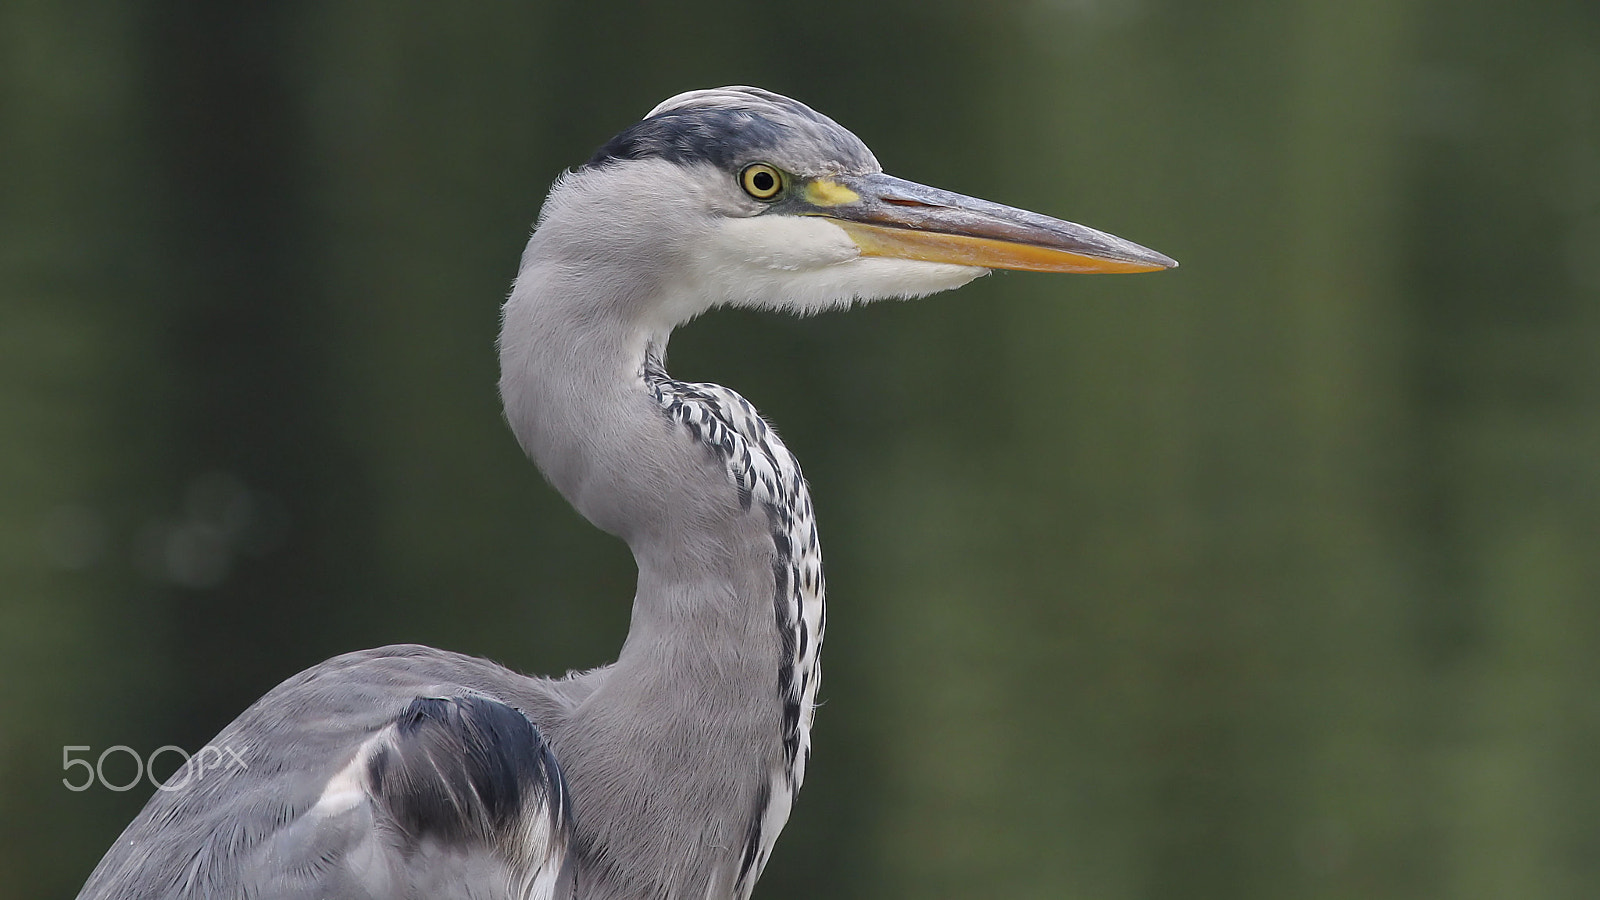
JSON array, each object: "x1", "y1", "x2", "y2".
[{"x1": 77, "y1": 646, "x2": 578, "y2": 900}]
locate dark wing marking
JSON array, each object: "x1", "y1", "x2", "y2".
[{"x1": 370, "y1": 695, "x2": 570, "y2": 848}]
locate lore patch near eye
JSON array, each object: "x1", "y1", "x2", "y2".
[{"x1": 802, "y1": 178, "x2": 860, "y2": 208}]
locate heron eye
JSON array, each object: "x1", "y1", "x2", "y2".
[{"x1": 740, "y1": 164, "x2": 784, "y2": 201}]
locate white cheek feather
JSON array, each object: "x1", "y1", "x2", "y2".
[
  {"x1": 682, "y1": 215, "x2": 986, "y2": 317},
  {"x1": 711, "y1": 215, "x2": 859, "y2": 272}
]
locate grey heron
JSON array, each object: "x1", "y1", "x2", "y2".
[{"x1": 78, "y1": 86, "x2": 1175, "y2": 900}]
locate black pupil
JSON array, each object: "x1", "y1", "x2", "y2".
[{"x1": 752, "y1": 171, "x2": 774, "y2": 193}]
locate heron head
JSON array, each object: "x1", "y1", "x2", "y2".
[{"x1": 528, "y1": 87, "x2": 1176, "y2": 332}]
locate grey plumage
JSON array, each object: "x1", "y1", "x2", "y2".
[
  {"x1": 78, "y1": 86, "x2": 1174, "y2": 900},
  {"x1": 80, "y1": 646, "x2": 579, "y2": 899},
  {"x1": 587, "y1": 87, "x2": 878, "y2": 175}
]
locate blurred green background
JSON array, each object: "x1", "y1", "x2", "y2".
[{"x1": 5, "y1": 0, "x2": 1600, "y2": 897}]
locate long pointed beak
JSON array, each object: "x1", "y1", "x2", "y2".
[{"x1": 802, "y1": 172, "x2": 1177, "y2": 274}]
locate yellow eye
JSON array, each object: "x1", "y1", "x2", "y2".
[{"x1": 739, "y1": 163, "x2": 784, "y2": 200}]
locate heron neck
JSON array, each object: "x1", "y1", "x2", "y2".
[
  {"x1": 500, "y1": 265, "x2": 775, "y2": 601},
  {"x1": 501, "y1": 257, "x2": 823, "y2": 893}
]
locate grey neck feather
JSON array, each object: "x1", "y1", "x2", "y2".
[{"x1": 500, "y1": 227, "x2": 822, "y2": 899}]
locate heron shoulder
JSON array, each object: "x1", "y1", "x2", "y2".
[{"x1": 77, "y1": 646, "x2": 581, "y2": 900}]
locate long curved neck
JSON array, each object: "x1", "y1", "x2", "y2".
[
  {"x1": 499, "y1": 258, "x2": 763, "y2": 612},
  {"x1": 500, "y1": 253, "x2": 824, "y2": 898}
]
